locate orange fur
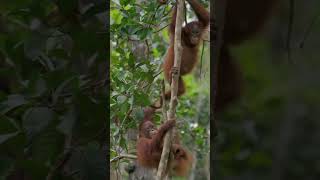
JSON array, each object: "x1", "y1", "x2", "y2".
[
  {"x1": 215, "y1": 0, "x2": 279, "y2": 111},
  {"x1": 136, "y1": 108, "x2": 193, "y2": 177},
  {"x1": 170, "y1": 144, "x2": 193, "y2": 176},
  {"x1": 163, "y1": 0, "x2": 209, "y2": 99}
]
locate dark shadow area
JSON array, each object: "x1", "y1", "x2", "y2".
[
  {"x1": 0, "y1": 0, "x2": 108, "y2": 179},
  {"x1": 213, "y1": 0, "x2": 320, "y2": 179}
]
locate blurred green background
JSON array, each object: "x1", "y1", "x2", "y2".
[{"x1": 215, "y1": 0, "x2": 320, "y2": 179}]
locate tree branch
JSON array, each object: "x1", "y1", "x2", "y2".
[
  {"x1": 299, "y1": 11, "x2": 320, "y2": 48},
  {"x1": 47, "y1": 116, "x2": 74, "y2": 180},
  {"x1": 212, "y1": 0, "x2": 226, "y2": 140},
  {"x1": 46, "y1": 148, "x2": 72, "y2": 180},
  {"x1": 286, "y1": 0, "x2": 295, "y2": 63},
  {"x1": 156, "y1": 0, "x2": 185, "y2": 179},
  {"x1": 211, "y1": 0, "x2": 228, "y2": 179},
  {"x1": 110, "y1": 154, "x2": 137, "y2": 163},
  {"x1": 161, "y1": 79, "x2": 167, "y2": 123}
]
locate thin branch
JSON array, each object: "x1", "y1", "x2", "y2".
[
  {"x1": 161, "y1": 6, "x2": 174, "y2": 19},
  {"x1": 161, "y1": 79, "x2": 167, "y2": 124},
  {"x1": 46, "y1": 109, "x2": 74, "y2": 180},
  {"x1": 74, "y1": 127, "x2": 107, "y2": 146},
  {"x1": 299, "y1": 12, "x2": 320, "y2": 48},
  {"x1": 141, "y1": 70, "x2": 163, "y2": 89},
  {"x1": 184, "y1": 0, "x2": 188, "y2": 25},
  {"x1": 149, "y1": 4, "x2": 162, "y2": 28},
  {"x1": 153, "y1": 24, "x2": 170, "y2": 33},
  {"x1": 153, "y1": 70, "x2": 164, "y2": 79},
  {"x1": 120, "y1": 108, "x2": 133, "y2": 129},
  {"x1": 46, "y1": 149, "x2": 73, "y2": 180},
  {"x1": 145, "y1": 39, "x2": 150, "y2": 60},
  {"x1": 66, "y1": 170, "x2": 80, "y2": 177},
  {"x1": 199, "y1": 40, "x2": 205, "y2": 81},
  {"x1": 110, "y1": 154, "x2": 137, "y2": 163},
  {"x1": 156, "y1": 0, "x2": 185, "y2": 179},
  {"x1": 286, "y1": 0, "x2": 295, "y2": 63},
  {"x1": 153, "y1": 6, "x2": 174, "y2": 33}
]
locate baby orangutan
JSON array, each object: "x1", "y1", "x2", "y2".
[{"x1": 136, "y1": 107, "x2": 193, "y2": 177}]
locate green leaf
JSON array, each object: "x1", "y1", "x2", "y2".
[
  {"x1": 134, "y1": 92, "x2": 150, "y2": 106},
  {"x1": 0, "y1": 133, "x2": 26, "y2": 157},
  {"x1": 30, "y1": 129, "x2": 64, "y2": 163},
  {"x1": 73, "y1": 92, "x2": 106, "y2": 140},
  {"x1": 52, "y1": 76, "x2": 77, "y2": 105},
  {"x1": 22, "y1": 107, "x2": 55, "y2": 137},
  {"x1": 66, "y1": 143, "x2": 107, "y2": 180},
  {"x1": 110, "y1": 9, "x2": 123, "y2": 25},
  {"x1": 27, "y1": 78, "x2": 47, "y2": 97},
  {"x1": 123, "y1": 4, "x2": 132, "y2": 10},
  {"x1": 44, "y1": 70, "x2": 76, "y2": 89},
  {"x1": 138, "y1": 28, "x2": 151, "y2": 40},
  {"x1": 0, "y1": 116, "x2": 19, "y2": 133},
  {"x1": 120, "y1": 137, "x2": 127, "y2": 149},
  {"x1": 0, "y1": 132, "x2": 19, "y2": 145},
  {"x1": 139, "y1": 64, "x2": 149, "y2": 72},
  {"x1": 24, "y1": 32, "x2": 47, "y2": 60},
  {"x1": 0, "y1": 94, "x2": 27, "y2": 114},
  {"x1": 82, "y1": 2, "x2": 107, "y2": 20},
  {"x1": 119, "y1": 0, "x2": 132, "y2": 6},
  {"x1": 117, "y1": 95, "x2": 127, "y2": 104},
  {"x1": 56, "y1": 107, "x2": 76, "y2": 136}
]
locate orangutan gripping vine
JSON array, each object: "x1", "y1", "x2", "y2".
[
  {"x1": 159, "y1": 0, "x2": 279, "y2": 112},
  {"x1": 215, "y1": 0, "x2": 279, "y2": 112},
  {"x1": 162, "y1": 0, "x2": 209, "y2": 100},
  {"x1": 136, "y1": 107, "x2": 193, "y2": 177}
]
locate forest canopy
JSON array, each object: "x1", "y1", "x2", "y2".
[{"x1": 110, "y1": 0, "x2": 210, "y2": 179}]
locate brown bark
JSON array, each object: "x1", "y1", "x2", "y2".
[{"x1": 156, "y1": 0, "x2": 185, "y2": 179}]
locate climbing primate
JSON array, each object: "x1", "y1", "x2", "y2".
[
  {"x1": 161, "y1": 0, "x2": 279, "y2": 112},
  {"x1": 163, "y1": 0, "x2": 209, "y2": 99},
  {"x1": 136, "y1": 107, "x2": 193, "y2": 177},
  {"x1": 215, "y1": 0, "x2": 279, "y2": 112}
]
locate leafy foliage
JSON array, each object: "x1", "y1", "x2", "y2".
[
  {"x1": 110, "y1": 0, "x2": 210, "y2": 179},
  {"x1": 0, "y1": 0, "x2": 107, "y2": 179}
]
